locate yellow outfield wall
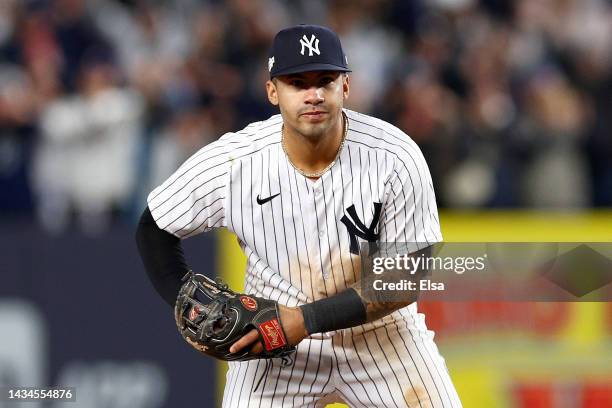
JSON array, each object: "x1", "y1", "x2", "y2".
[{"x1": 217, "y1": 211, "x2": 612, "y2": 408}]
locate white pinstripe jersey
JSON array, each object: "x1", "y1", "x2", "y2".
[{"x1": 148, "y1": 108, "x2": 442, "y2": 334}]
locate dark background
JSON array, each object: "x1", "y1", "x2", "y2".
[{"x1": 0, "y1": 220, "x2": 217, "y2": 408}]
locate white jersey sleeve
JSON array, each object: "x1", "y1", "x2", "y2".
[
  {"x1": 379, "y1": 137, "x2": 443, "y2": 248},
  {"x1": 146, "y1": 135, "x2": 234, "y2": 239}
]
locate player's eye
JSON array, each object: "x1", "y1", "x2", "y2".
[
  {"x1": 290, "y1": 79, "x2": 306, "y2": 88},
  {"x1": 320, "y1": 76, "x2": 334, "y2": 86}
]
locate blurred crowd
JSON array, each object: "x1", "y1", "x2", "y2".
[{"x1": 0, "y1": 0, "x2": 611, "y2": 233}]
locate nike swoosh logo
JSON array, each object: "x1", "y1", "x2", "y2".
[{"x1": 256, "y1": 193, "x2": 280, "y2": 205}]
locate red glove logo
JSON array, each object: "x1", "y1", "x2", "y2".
[
  {"x1": 240, "y1": 296, "x2": 258, "y2": 311},
  {"x1": 259, "y1": 319, "x2": 287, "y2": 350}
]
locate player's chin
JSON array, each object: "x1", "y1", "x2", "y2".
[
  {"x1": 300, "y1": 123, "x2": 328, "y2": 138},
  {"x1": 299, "y1": 115, "x2": 330, "y2": 130}
]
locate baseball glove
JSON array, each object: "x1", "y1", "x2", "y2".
[{"x1": 174, "y1": 271, "x2": 296, "y2": 361}]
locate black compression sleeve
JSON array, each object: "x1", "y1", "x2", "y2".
[
  {"x1": 299, "y1": 288, "x2": 367, "y2": 334},
  {"x1": 135, "y1": 206, "x2": 189, "y2": 307}
]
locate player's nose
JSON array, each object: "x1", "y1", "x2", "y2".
[{"x1": 304, "y1": 86, "x2": 324, "y2": 105}]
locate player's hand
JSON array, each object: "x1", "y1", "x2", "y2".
[{"x1": 229, "y1": 305, "x2": 308, "y2": 354}]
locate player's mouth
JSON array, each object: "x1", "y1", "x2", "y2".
[{"x1": 301, "y1": 111, "x2": 327, "y2": 121}]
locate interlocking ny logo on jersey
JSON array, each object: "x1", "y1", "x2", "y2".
[
  {"x1": 341, "y1": 202, "x2": 382, "y2": 255},
  {"x1": 300, "y1": 34, "x2": 320, "y2": 56}
]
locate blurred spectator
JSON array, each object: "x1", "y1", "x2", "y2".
[
  {"x1": 0, "y1": 65, "x2": 37, "y2": 214},
  {"x1": 327, "y1": 0, "x2": 402, "y2": 112},
  {"x1": 0, "y1": 0, "x2": 611, "y2": 233},
  {"x1": 0, "y1": 0, "x2": 60, "y2": 215},
  {"x1": 32, "y1": 57, "x2": 143, "y2": 234},
  {"x1": 146, "y1": 107, "x2": 214, "y2": 193},
  {"x1": 52, "y1": 0, "x2": 116, "y2": 91},
  {"x1": 517, "y1": 68, "x2": 592, "y2": 208}
]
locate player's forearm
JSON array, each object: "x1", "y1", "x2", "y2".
[
  {"x1": 299, "y1": 286, "x2": 415, "y2": 335},
  {"x1": 349, "y1": 267, "x2": 422, "y2": 322},
  {"x1": 300, "y1": 246, "x2": 431, "y2": 333},
  {"x1": 350, "y1": 245, "x2": 432, "y2": 322},
  {"x1": 135, "y1": 206, "x2": 190, "y2": 307},
  {"x1": 350, "y1": 284, "x2": 413, "y2": 323},
  {"x1": 298, "y1": 287, "x2": 408, "y2": 336}
]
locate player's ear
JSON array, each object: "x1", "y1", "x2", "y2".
[
  {"x1": 266, "y1": 79, "x2": 279, "y2": 106},
  {"x1": 342, "y1": 73, "x2": 350, "y2": 100}
]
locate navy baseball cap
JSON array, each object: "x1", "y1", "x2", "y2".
[{"x1": 268, "y1": 24, "x2": 351, "y2": 78}]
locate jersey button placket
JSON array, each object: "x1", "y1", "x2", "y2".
[{"x1": 313, "y1": 184, "x2": 330, "y2": 279}]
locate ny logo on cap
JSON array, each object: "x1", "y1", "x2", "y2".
[{"x1": 300, "y1": 34, "x2": 320, "y2": 56}]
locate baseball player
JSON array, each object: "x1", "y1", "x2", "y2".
[{"x1": 136, "y1": 24, "x2": 462, "y2": 407}]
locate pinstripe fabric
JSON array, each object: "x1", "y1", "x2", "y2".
[{"x1": 147, "y1": 109, "x2": 461, "y2": 407}]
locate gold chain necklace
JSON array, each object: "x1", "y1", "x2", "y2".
[{"x1": 281, "y1": 112, "x2": 348, "y2": 178}]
